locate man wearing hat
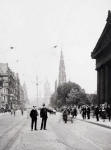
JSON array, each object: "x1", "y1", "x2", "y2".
[
  {"x1": 30, "y1": 106, "x2": 38, "y2": 131},
  {"x1": 40, "y1": 103, "x2": 48, "y2": 130}
]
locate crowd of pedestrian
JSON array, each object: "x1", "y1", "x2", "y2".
[
  {"x1": 80, "y1": 105, "x2": 91, "y2": 120},
  {"x1": 61, "y1": 104, "x2": 111, "y2": 123},
  {"x1": 29, "y1": 103, "x2": 111, "y2": 130},
  {"x1": 80, "y1": 104, "x2": 111, "y2": 122},
  {"x1": 62, "y1": 105, "x2": 77, "y2": 123}
]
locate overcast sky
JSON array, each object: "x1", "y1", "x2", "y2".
[{"x1": 0, "y1": 0, "x2": 110, "y2": 101}]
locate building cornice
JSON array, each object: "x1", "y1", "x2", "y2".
[{"x1": 91, "y1": 10, "x2": 111, "y2": 59}]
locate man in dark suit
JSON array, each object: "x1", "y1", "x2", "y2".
[
  {"x1": 95, "y1": 106, "x2": 100, "y2": 121},
  {"x1": 86, "y1": 106, "x2": 90, "y2": 119},
  {"x1": 81, "y1": 105, "x2": 87, "y2": 120},
  {"x1": 30, "y1": 106, "x2": 38, "y2": 131},
  {"x1": 40, "y1": 103, "x2": 48, "y2": 130}
]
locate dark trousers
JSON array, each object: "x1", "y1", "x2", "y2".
[
  {"x1": 108, "y1": 114, "x2": 111, "y2": 121},
  {"x1": 40, "y1": 118, "x2": 47, "y2": 130},
  {"x1": 82, "y1": 113, "x2": 86, "y2": 119},
  {"x1": 96, "y1": 114, "x2": 99, "y2": 121},
  {"x1": 31, "y1": 118, "x2": 37, "y2": 130},
  {"x1": 87, "y1": 113, "x2": 90, "y2": 119}
]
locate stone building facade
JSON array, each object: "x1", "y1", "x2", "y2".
[
  {"x1": 19, "y1": 85, "x2": 25, "y2": 109},
  {"x1": 0, "y1": 63, "x2": 25, "y2": 110},
  {"x1": 91, "y1": 11, "x2": 111, "y2": 105}
]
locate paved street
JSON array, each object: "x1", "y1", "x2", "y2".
[
  {"x1": 0, "y1": 112, "x2": 111, "y2": 150},
  {"x1": 0, "y1": 111, "x2": 27, "y2": 150}
]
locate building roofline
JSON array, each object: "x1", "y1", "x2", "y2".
[{"x1": 91, "y1": 10, "x2": 111, "y2": 59}]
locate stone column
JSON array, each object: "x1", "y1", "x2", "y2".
[
  {"x1": 97, "y1": 70, "x2": 100, "y2": 105},
  {"x1": 99, "y1": 68, "x2": 102, "y2": 104},
  {"x1": 100, "y1": 66, "x2": 105, "y2": 104},
  {"x1": 108, "y1": 65, "x2": 111, "y2": 104},
  {"x1": 105, "y1": 65, "x2": 109, "y2": 103}
]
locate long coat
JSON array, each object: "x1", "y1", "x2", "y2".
[
  {"x1": 30, "y1": 109, "x2": 38, "y2": 119},
  {"x1": 40, "y1": 108, "x2": 48, "y2": 119}
]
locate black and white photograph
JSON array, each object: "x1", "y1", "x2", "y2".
[{"x1": 0, "y1": 0, "x2": 111, "y2": 150}]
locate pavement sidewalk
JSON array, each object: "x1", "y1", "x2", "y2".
[
  {"x1": 0, "y1": 112, "x2": 9, "y2": 116},
  {"x1": 77, "y1": 114, "x2": 111, "y2": 129},
  {"x1": 0, "y1": 110, "x2": 24, "y2": 117}
]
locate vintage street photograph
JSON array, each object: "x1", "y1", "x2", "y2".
[{"x1": 0, "y1": 0, "x2": 111, "y2": 150}]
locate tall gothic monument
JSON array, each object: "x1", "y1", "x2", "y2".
[{"x1": 58, "y1": 50, "x2": 66, "y2": 85}]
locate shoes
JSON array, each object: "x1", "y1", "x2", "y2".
[{"x1": 40, "y1": 128, "x2": 47, "y2": 130}]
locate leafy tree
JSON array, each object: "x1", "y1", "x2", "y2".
[
  {"x1": 57, "y1": 81, "x2": 90, "y2": 107},
  {"x1": 50, "y1": 81, "x2": 90, "y2": 108},
  {"x1": 67, "y1": 87, "x2": 90, "y2": 106}
]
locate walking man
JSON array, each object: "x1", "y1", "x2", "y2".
[
  {"x1": 106, "y1": 105, "x2": 111, "y2": 122},
  {"x1": 30, "y1": 106, "x2": 38, "y2": 131},
  {"x1": 86, "y1": 106, "x2": 90, "y2": 119},
  {"x1": 81, "y1": 105, "x2": 86, "y2": 120},
  {"x1": 40, "y1": 103, "x2": 48, "y2": 130},
  {"x1": 95, "y1": 106, "x2": 100, "y2": 121},
  {"x1": 71, "y1": 106, "x2": 77, "y2": 118}
]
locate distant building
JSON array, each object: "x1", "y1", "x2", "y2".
[
  {"x1": 58, "y1": 50, "x2": 66, "y2": 85},
  {"x1": 91, "y1": 11, "x2": 111, "y2": 105},
  {"x1": 19, "y1": 85, "x2": 25, "y2": 109},
  {"x1": 0, "y1": 63, "x2": 25, "y2": 110}
]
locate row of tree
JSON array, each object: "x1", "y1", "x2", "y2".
[{"x1": 50, "y1": 81, "x2": 97, "y2": 108}]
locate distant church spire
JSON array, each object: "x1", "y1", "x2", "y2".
[
  {"x1": 58, "y1": 50, "x2": 66, "y2": 85},
  {"x1": 55, "y1": 80, "x2": 57, "y2": 92}
]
